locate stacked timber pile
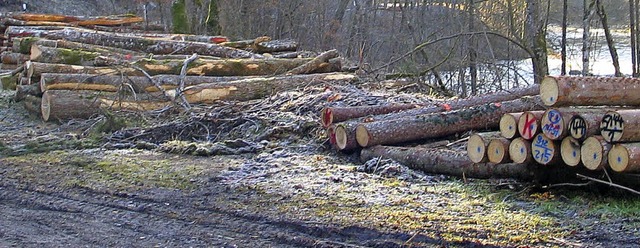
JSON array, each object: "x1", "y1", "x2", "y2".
[
  {"x1": 0, "y1": 12, "x2": 354, "y2": 121},
  {"x1": 465, "y1": 76, "x2": 640, "y2": 188}
]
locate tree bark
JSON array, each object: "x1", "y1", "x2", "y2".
[
  {"x1": 581, "y1": 136, "x2": 610, "y2": 170},
  {"x1": 582, "y1": 0, "x2": 596, "y2": 76},
  {"x1": 509, "y1": 137, "x2": 533, "y2": 164},
  {"x1": 7, "y1": 13, "x2": 144, "y2": 26},
  {"x1": 517, "y1": 110, "x2": 545, "y2": 140},
  {"x1": 560, "y1": 136, "x2": 582, "y2": 167},
  {"x1": 561, "y1": 0, "x2": 568, "y2": 75},
  {"x1": 41, "y1": 90, "x2": 170, "y2": 122},
  {"x1": 131, "y1": 57, "x2": 313, "y2": 76},
  {"x1": 499, "y1": 112, "x2": 523, "y2": 139},
  {"x1": 608, "y1": 143, "x2": 640, "y2": 172},
  {"x1": 355, "y1": 96, "x2": 544, "y2": 147},
  {"x1": 255, "y1": 39, "x2": 299, "y2": 53},
  {"x1": 600, "y1": 110, "x2": 640, "y2": 143},
  {"x1": 632, "y1": 0, "x2": 639, "y2": 77},
  {"x1": 540, "y1": 76, "x2": 640, "y2": 106},
  {"x1": 30, "y1": 45, "x2": 104, "y2": 66},
  {"x1": 595, "y1": 0, "x2": 622, "y2": 77},
  {"x1": 25, "y1": 61, "x2": 143, "y2": 78},
  {"x1": 4, "y1": 26, "x2": 262, "y2": 58},
  {"x1": 14, "y1": 84, "x2": 41, "y2": 102},
  {"x1": 467, "y1": 132, "x2": 502, "y2": 163},
  {"x1": 321, "y1": 103, "x2": 421, "y2": 128},
  {"x1": 14, "y1": 37, "x2": 140, "y2": 55},
  {"x1": 286, "y1": 49, "x2": 339, "y2": 75},
  {"x1": 531, "y1": 133, "x2": 562, "y2": 165},
  {"x1": 0, "y1": 51, "x2": 29, "y2": 64},
  {"x1": 541, "y1": 108, "x2": 612, "y2": 141},
  {"x1": 361, "y1": 145, "x2": 539, "y2": 180}
]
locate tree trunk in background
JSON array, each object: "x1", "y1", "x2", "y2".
[
  {"x1": 323, "y1": 0, "x2": 350, "y2": 50},
  {"x1": 582, "y1": 0, "x2": 596, "y2": 76},
  {"x1": 561, "y1": 0, "x2": 568, "y2": 75},
  {"x1": 526, "y1": 0, "x2": 549, "y2": 84},
  {"x1": 636, "y1": 0, "x2": 640, "y2": 77},
  {"x1": 205, "y1": 0, "x2": 222, "y2": 35},
  {"x1": 467, "y1": 0, "x2": 478, "y2": 95},
  {"x1": 171, "y1": 0, "x2": 190, "y2": 34},
  {"x1": 631, "y1": 0, "x2": 638, "y2": 77},
  {"x1": 595, "y1": 0, "x2": 621, "y2": 77}
]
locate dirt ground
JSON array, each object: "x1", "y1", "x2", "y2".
[{"x1": 1, "y1": 81, "x2": 639, "y2": 248}]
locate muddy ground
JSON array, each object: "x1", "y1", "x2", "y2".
[{"x1": 1, "y1": 80, "x2": 639, "y2": 248}]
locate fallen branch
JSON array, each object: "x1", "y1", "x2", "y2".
[{"x1": 576, "y1": 173, "x2": 640, "y2": 195}]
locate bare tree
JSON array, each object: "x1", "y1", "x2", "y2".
[{"x1": 595, "y1": 0, "x2": 621, "y2": 76}]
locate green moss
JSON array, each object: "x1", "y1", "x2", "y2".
[{"x1": 58, "y1": 48, "x2": 99, "y2": 65}]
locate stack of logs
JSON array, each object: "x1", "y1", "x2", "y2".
[
  {"x1": 467, "y1": 76, "x2": 640, "y2": 177},
  {"x1": 0, "y1": 12, "x2": 355, "y2": 121}
]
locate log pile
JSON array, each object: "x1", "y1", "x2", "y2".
[{"x1": 0, "y1": 12, "x2": 353, "y2": 121}]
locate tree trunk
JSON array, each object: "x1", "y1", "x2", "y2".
[
  {"x1": 531, "y1": 133, "x2": 562, "y2": 165},
  {"x1": 600, "y1": 110, "x2": 640, "y2": 143},
  {"x1": 561, "y1": 0, "x2": 568, "y2": 75},
  {"x1": 467, "y1": 132, "x2": 502, "y2": 163},
  {"x1": 41, "y1": 90, "x2": 170, "y2": 122},
  {"x1": 14, "y1": 84, "x2": 41, "y2": 102},
  {"x1": 499, "y1": 112, "x2": 523, "y2": 139},
  {"x1": 595, "y1": 0, "x2": 622, "y2": 77},
  {"x1": 487, "y1": 138, "x2": 512, "y2": 164},
  {"x1": 632, "y1": 0, "x2": 639, "y2": 77},
  {"x1": 581, "y1": 136, "x2": 609, "y2": 170},
  {"x1": 132, "y1": 57, "x2": 314, "y2": 76},
  {"x1": 361, "y1": 145, "x2": 539, "y2": 180},
  {"x1": 286, "y1": 49, "x2": 339, "y2": 75},
  {"x1": 509, "y1": 137, "x2": 533, "y2": 164},
  {"x1": 608, "y1": 142, "x2": 640, "y2": 172},
  {"x1": 25, "y1": 61, "x2": 143, "y2": 78},
  {"x1": 321, "y1": 103, "x2": 421, "y2": 128},
  {"x1": 582, "y1": 0, "x2": 596, "y2": 76},
  {"x1": 6, "y1": 13, "x2": 143, "y2": 26},
  {"x1": 526, "y1": 0, "x2": 549, "y2": 84},
  {"x1": 355, "y1": 96, "x2": 544, "y2": 147},
  {"x1": 541, "y1": 108, "x2": 612, "y2": 141},
  {"x1": 39, "y1": 73, "x2": 256, "y2": 94},
  {"x1": 540, "y1": 76, "x2": 640, "y2": 106},
  {"x1": 568, "y1": 111, "x2": 608, "y2": 141},
  {"x1": 518, "y1": 110, "x2": 545, "y2": 140},
  {"x1": 30, "y1": 45, "x2": 104, "y2": 66},
  {"x1": 14, "y1": 37, "x2": 140, "y2": 55},
  {"x1": 560, "y1": 136, "x2": 582, "y2": 167},
  {"x1": 255, "y1": 39, "x2": 299, "y2": 53},
  {"x1": 175, "y1": 73, "x2": 357, "y2": 104},
  {"x1": 5, "y1": 26, "x2": 262, "y2": 58},
  {"x1": 22, "y1": 94, "x2": 42, "y2": 116},
  {"x1": 0, "y1": 51, "x2": 29, "y2": 64}
]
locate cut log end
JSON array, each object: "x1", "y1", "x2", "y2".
[
  {"x1": 541, "y1": 109, "x2": 566, "y2": 140},
  {"x1": 467, "y1": 134, "x2": 488, "y2": 163},
  {"x1": 608, "y1": 144, "x2": 630, "y2": 172},
  {"x1": 509, "y1": 137, "x2": 532, "y2": 164},
  {"x1": 580, "y1": 136, "x2": 608, "y2": 171},
  {"x1": 540, "y1": 76, "x2": 559, "y2": 106},
  {"x1": 499, "y1": 113, "x2": 519, "y2": 139},
  {"x1": 531, "y1": 134, "x2": 559, "y2": 165},
  {"x1": 560, "y1": 137, "x2": 581, "y2": 167},
  {"x1": 29, "y1": 44, "x2": 42, "y2": 61},
  {"x1": 487, "y1": 138, "x2": 511, "y2": 164},
  {"x1": 41, "y1": 90, "x2": 52, "y2": 121},
  {"x1": 355, "y1": 124, "x2": 371, "y2": 147},
  {"x1": 518, "y1": 111, "x2": 542, "y2": 140},
  {"x1": 321, "y1": 107, "x2": 333, "y2": 128},
  {"x1": 568, "y1": 115, "x2": 588, "y2": 140},
  {"x1": 600, "y1": 111, "x2": 624, "y2": 143},
  {"x1": 334, "y1": 125, "x2": 350, "y2": 150}
]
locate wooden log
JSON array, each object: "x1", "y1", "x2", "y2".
[
  {"x1": 219, "y1": 36, "x2": 271, "y2": 49},
  {"x1": 333, "y1": 122, "x2": 360, "y2": 151},
  {"x1": 170, "y1": 34, "x2": 229, "y2": 44},
  {"x1": 560, "y1": 136, "x2": 582, "y2": 167},
  {"x1": 255, "y1": 39, "x2": 299, "y2": 53},
  {"x1": 287, "y1": 49, "x2": 338, "y2": 75},
  {"x1": 25, "y1": 61, "x2": 143, "y2": 78},
  {"x1": 39, "y1": 73, "x2": 256, "y2": 93},
  {"x1": 0, "y1": 74, "x2": 18, "y2": 90},
  {"x1": 499, "y1": 112, "x2": 522, "y2": 139},
  {"x1": 540, "y1": 76, "x2": 640, "y2": 106},
  {"x1": 355, "y1": 96, "x2": 544, "y2": 147},
  {"x1": 41, "y1": 90, "x2": 170, "y2": 121},
  {"x1": 174, "y1": 73, "x2": 358, "y2": 104},
  {"x1": 568, "y1": 113, "x2": 602, "y2": 141},
  {"x1": 466, "y1": 132, "x2": 501, "y2": 163},
  {"x1": 531, "y1": 133, "x2": 562, "y2": 165},
  {"x1": 131, "y1": 57, "x2": 313, "y2": 76},
  {"x1": 30, "y1": 45, "x2": 104, "y2": 66},
  {"x1": 14, "y1": 37, "x2": 141, "y2": 55},
  {"x1": 608, "y1": 143, "x2": 640, "y2": 173},
  {"x1": 320, "y1": 103, "x2": 420, "y2": 128},
  {"x1": 541, "y1": 108, "x2": 612, "y2": 141},
  {"x1": 1, "y1": 51, "x2": 29, "y2": 64},
  {"x1": 581, "y1": 136, "x2": 611, "y2": 171},
  {"x1": 600, "y1": 110, "x2": 640, "y2": 143},
  {"x1": 14, "y1": 84, "x2": 40, "y2": 101},
  {"x1": 509, "y1": 137, "x2": 533, "y2": 164},
  {"x1": 7, "y1": 13, "x2": 143, "y2": 26},
  {"x1": 487, "y1": 138, "x2": 512, "y2": 164},
  {"x1": 361, "y1": 145, "x2": 539, "y2": 180},
  {"x1": 22, "y1": 94, "x2": 42, "y2": 115},
  {"x1": 5, "y1": 26, "x2": 262, "y2": 59},
  {"x1": 0, "y1": 17, "x2": 74, "y2": 28},
  {"x1": 517, "y1": 111, "x2": 545, "y2": 140}
]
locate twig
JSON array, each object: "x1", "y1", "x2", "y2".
[
  {"x1": 576, "y1": 173, "x2": 640, "y2": 195},
  {"x1": 177, "y1": 53, "x2": 199, "y2": 110}
]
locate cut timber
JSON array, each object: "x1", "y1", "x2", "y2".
[
  {"x1": 26, "y1": 61, "x2": 143, "y2": 78},
  {"x1": 170, "y1": 34, "x2": 229, "y2": 43},
  {"x1": 355, "y1": 96, "x2": 543, "y2": 147},
  {"x1": 14, "y1": 84, "x2": 41, "y2": 101},
  {"x1": 15, "y1": 37, "x2": 140, "y2": 56},
  {"x1": 531, "y1": 133, "x2": 561, "y2": 165},
  {"x1": 560, "y1": 136, "x2": 582, "y2": 167},
  {"x1": 509, "y1": 137, "x2": 533, "y2": 164},
  {"x1": 8, "y1": 13, "x2": 143, "y2": 26},
  {"x1": 175, "y1": 73, "x2": 357, "y2": 104},
  {"x1": 41, "y1": 90, "x2": 170, "y2": 121},
  {"x1": 333, "y1": 122, "x2": 360, "y2": 151},
  {"x1": 517, "y1": 111, "x2": 545, "y2": 140},
  {"x1": 466, "y1": 132, "x2": 501, "y2": 163},
  {"x1": 5, "y1": 26, "x2": 261, "y2": 58},
  {"x1": 255, "y1": 39, "x2": 299, "y2": 53},
  {"x1": 608, "y1": 143, "x2": 640, "y2": 172},
  {"x1": 22, "y1": 95, "x2": 42, "y2": 115},
  {"x1": 600, "y1": 110, "x2": 640, "y2": 143},
  {"x1": 40, "y1": 73, "x2": 256, "y2": 93},
  {"x1": 487, "y1": 138, "x2": 512, "y2": 164},
  {"x1": 581, "y1": 136, "x2": 611, "y2": 171},
  {"x1": 360, "y1": 145, "x2": 538, "y2": 180},
  {"x1": 541, "y1": 108, "x2": 612, "y2": 141},
  {"x1": 1, "y1": 51, "x2": 29, "y2": 64},
  {"x1": 540, "y1": 76, "x2": 640, "y2": 106},
  {"x1": 499, "y1": 112, "x2": 522, "y2": 139},
  {"x1": 132, "y1": 57, "x2": 313, "y2": 76},
  {"x1": 287, "y1": 49, "x2": 339, "y2": 75},
  {"x1": 321, "y1": 103, "x2": 420, "y2": 128},
  {"x1": 30, "y1": 45, "x2": 103, "y2": 66},
  {"x1": 569, "y1": 114, "x2": 601, "y2": 141}
]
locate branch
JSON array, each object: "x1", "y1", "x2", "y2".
[
  {"x1": 576, "y1": 173, "x2": 640, "y2": 195},
  {"x1": 177, "y1": 53, "x2": 199, "y2": 110},
  {"x1": 0, "y1": 65, "x2": 24, "y2": 77}
]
